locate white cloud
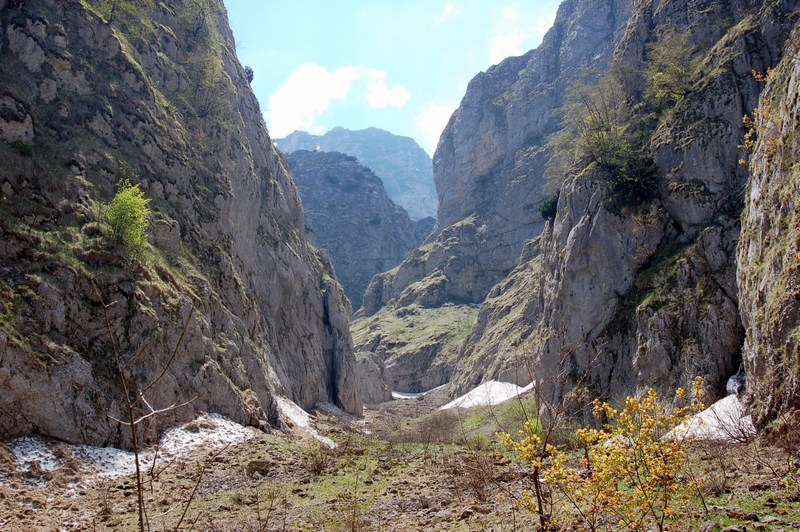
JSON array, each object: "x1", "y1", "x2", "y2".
[
  {"x1": 365, "y1": 70, "x2": 410, "y2": 108},
  {"x1": 488, "y1": 5, "x2": 558, "y2": 65},
  {"x1": 414, "y1": 102, "x2": 458, "y2": 155},
  {"x1": 437, "y1": 2, "x2": 460, "y2": 25},
  {"x1": 489, "y1": 26, "x2": 528, "y2": 64},
  {"x1": 265, "y1": 64, "x2": 409, "y2": 138}
]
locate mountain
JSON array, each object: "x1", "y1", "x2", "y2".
[
  {"x1": 361, "y1": 0, "x2": 633, "y2": 315},
  {"x1": 357, "y1": 0, "x2": 800, "y2": 434},
  {"x1": 276, "y1": 127, "x2": 437, "y2": 220},
  {"x1": 0, "y1": 0, "x2": 360, "y2": 447},
  {"x1": 287, "y1": 150, "x2": 428, "y2": 311}
]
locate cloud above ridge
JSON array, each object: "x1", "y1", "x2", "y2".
[{"x1": 266, "y1": 63, "x2": 410, "y2": 138}]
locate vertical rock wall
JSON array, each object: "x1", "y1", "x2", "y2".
[
  {"x1": 738, "y1": 26, "x2": 800, "y2": 431},
  {"x1": 0, "y1": 0, "x2": 360, "y2": 447}
]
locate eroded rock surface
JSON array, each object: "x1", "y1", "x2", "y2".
[
  {"x1": 287, "y1": 150, "x2": 424, "y2": 311},
  {"x1": 738, "y1": 25, "x2": 800, "y2": 431},
  {"x1": 0, "y1": 0, "x2": 360, "y2": 447}
]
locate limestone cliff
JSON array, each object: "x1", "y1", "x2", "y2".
[
  {"x1": 287, "y1": 150, "x2": 423, "y2": 311},
  {"x1": 528, "y1": 0, "x2": 797, "y2": 410},
  {"x1": 362, "y1": 0, "x2": 633, "y2": 314},
  {"x1": 0, "y1": 0, "x2": 360, "y2": 447},
  {"x1": 276, "y1": 127, "x2": 437, "y2": 221},
  {"x1": 738, "y1": 26, "x2": 800, "y2": 432},
  {"x1": 456, "y1": 0, "x2": 799, "y2": 409}
]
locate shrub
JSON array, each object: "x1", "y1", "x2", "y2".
[
  {"x1": 9, "y1": 140, "x2": 34, "y2": 157},
  {"x1": 644, "y1": 26, "x2": 695, "y2": 110},
  {"x1": 499, "y1": 378, "x2": 705, "y2": 531},
  {"x1": 552, "y1": 70, "x2": 658, "y2": 208},
  {"x1": 244, "y1": 65, "x2": 254, "y2": 83},
  {"x1": 105, "y1": 179, "x2": 151, "y2": 256},
  {"x1": 539, "y1": 191, "x2": 560, "y2": 222}
]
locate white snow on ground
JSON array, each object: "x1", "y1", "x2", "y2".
[
  {"x1": 671, "y1": 395, "x2": 756, "y2": 441},
  {"x1": 275, "y1": 396, "x2": 335, "y2": 448},
  {"x1": 439, "y1": 381, "x2": 533, "y2": 410},
  {"x1": 7, "y1": 437, "x2": 61, "y2": 472},
  {"x1": 392, "y1": 391, "x2": 425, "y2": 399},
  {"x1": 2, "y1": 413, "x2": 258, "y2": 486},
  {"x1": 158, "y1": 413, "x2": 257, "y2": 458},
  {"x1": 392, "y1": 384, "x2": 447, "y2": 400}
]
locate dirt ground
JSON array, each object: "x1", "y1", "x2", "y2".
[{"x1": 1, "y1": 389, "x2": 799, "y2": 531}]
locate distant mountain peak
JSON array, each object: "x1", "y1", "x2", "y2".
[{"x1": 276, "y1": 128, "x2": 438, "y2": 220}]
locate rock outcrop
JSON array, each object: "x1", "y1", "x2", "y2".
[
  {"x1": 528, "y1": 0, "x2": 797, "y2": 411},
  {"x1": 738, "y1": 25, "x2": 800, "y2": 432},
  {"x1": 287, "y1": 150, "x2": 423, "y2": 311},
  {"x1": 362, "y1": 0, "x2": 634, "y2": 314},
  {"x1": 0, "y1": 0, "x2": 360, "y2": 448},
  {"x1": 453, "y1": 0, "x2": 799, "y2": 409},
  {"x1": 277, "y1": 127, "x2": 437, "y2": 220}
]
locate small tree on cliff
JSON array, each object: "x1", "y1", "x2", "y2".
[{"x1": 105, "y1": 179, "x2": 151, "y2": 256}]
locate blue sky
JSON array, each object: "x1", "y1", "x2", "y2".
[{"x1": 225, "y1": 1, "x2": 561, "y2": 155}]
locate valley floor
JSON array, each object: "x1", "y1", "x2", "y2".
[{"x1": 1, "y1": 389, "x2": 798, "y2": 531}]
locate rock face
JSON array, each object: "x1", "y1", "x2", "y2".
[
  {"x1": 362, "y1": 0, "x2": 634, "y2": 314},
  {"x1": 0, "y1": 0, "x2": 360, "y2": 447},
  {"x1": 529, "y1": 0, "x2": 797, "y2": 411},
  {"x1": 355, "y1": 350, "x2": 393, "y2": 404},
  {"x1": 276, "y1": 128, "x2": 437, "y2": 221},
  {"x1": 287, "y1": 150, "x2": 423, "y2": 311},
  {"x1": 453, "y1": 0, "x2": 799, "y2": 410},
  {"x1": 738, "y1": 25, "x2": 800, "y2": 431}
]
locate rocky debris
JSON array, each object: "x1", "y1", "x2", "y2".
[
  {"x1": 0, "y1": 0, "x2": 360, "y2": 448},
  {"x1": 287, "y1": 150, "x2": 422, "y2": 311},
  {"x1": 277, "y1": 127, "x2": 437, "y2": 220}
]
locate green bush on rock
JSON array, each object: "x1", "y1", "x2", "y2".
[{"x1": 104, "y1": 179, "x2": 151, "y2": 256}]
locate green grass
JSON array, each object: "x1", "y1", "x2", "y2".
[{"x1": 351, "y1": 303, "x2": 478, "y2": 357}]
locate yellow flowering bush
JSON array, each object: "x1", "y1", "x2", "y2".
[{"x1": 499, "y1": 377, "x2": 705, "y2": 531}]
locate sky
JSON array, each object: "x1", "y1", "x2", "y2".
[{"x1": 225, "y1": 1, "x2": 561, "y2": 155}]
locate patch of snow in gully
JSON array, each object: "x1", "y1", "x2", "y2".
[
  {"x1": 440, "y1": 381, "x2": 533, "y2": 410},
  {"x1": 671, "y1": 394, "x2": 755, "y2": 442},
  {"x1": 275, "y1": 396, "x2": 335, "y2": 448}
]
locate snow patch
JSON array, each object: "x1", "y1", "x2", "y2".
[
  {"x1": 275, "y1": 396, "x2": 335, "y2": 448},
  {"x1": 671, "y1": 395, "x2": 756, "y2": 442},
  {"x1": 392, "y1": 384, "x2": 446, "y2": 400},
  {"x1": 440, "y1": 381, "x2": 533, "y2": 410},
  {"x1": 8, "y1": 437, "x2": 61, "y2": 473},
  {"x1": 2, "y1": 413, "x2": 258, "y2": 486}
]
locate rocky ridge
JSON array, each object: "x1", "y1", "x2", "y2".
[
  {"x1": 276, "y1": 127, "x2": 438, "y2": 221},
  {"x1": 358, "y1": 0, "x2": 800, "y2": 430},
  {"x1": 0, "y1": 0, "x2": 360, "y2": 447},
  {"x1": 362, "y1": 0, "x2": 634, "y2": 315},
  {"x1": 451, "y1": 0, "x2": 799, "y2": 405},
  {"x1": 287, "y1": 149, "x2": 424, "y2": 311}
]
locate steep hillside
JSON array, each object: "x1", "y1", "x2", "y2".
[
  {"x1": 0, "y1": 0, "x2": 360, "y2": 447},
  {"x1": 362, "y1": 0, "x2": 633, "y2": 315},
  {"x1": 738, "y1": 25, "x2": 800, "y2": 432},
  {"x1": 451, "y1": 0, "x2": 799, "y2": 410},
  {"x1": 287, "y1": 150, "x2": 423, "y2": 311},
  {"x1": 528, "y1": 0, "x2": 798, "y2": 412},
  {"x1": 276, "y1": 127, "x2": 437, "y2": 221}
]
